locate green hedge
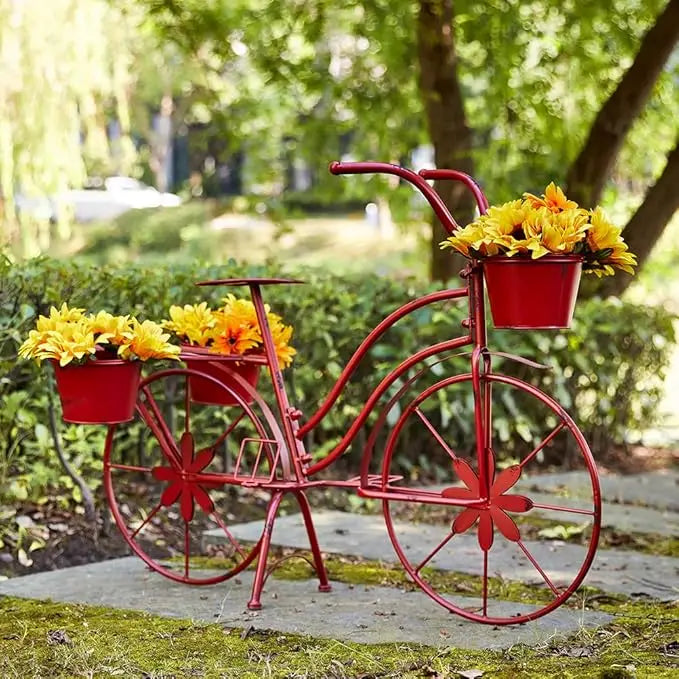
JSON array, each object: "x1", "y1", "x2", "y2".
[{"x1": 0, "y1": 256, "x2": 675, "y2": 501}]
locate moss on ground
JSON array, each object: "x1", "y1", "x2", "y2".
[{"x1": 1, "y1": 593, "x2": 678, "y2": 678}]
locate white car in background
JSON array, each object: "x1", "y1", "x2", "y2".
[
  {"x1": 69, "y1": 176, "x2": 182, "y2": 222},
  {"x1": 15, "y1": 176, "x2": 182, "y2": 223}
]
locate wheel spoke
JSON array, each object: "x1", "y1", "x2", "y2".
[
  {"x1": 211, "y1": 412, "x2": 246, "y2": 451},
  {"x1": 482, "y1": 550, "x2": 489, "y2": 617},
  {"x1": 211, "y1": 511, "x2": 248, "y2": 559},
  {"x1": 415, "y1": 530, "x2": 455, "y2": 574},
  {"x1": 137, "y1": 391, "x2": 181, "y2": 467},
  {"x1": 184, "y1": 521, "x2": 190, "y2": 578},
  {"x1": 516, "y1": 539, "x2": 559, "y2": 596},
  {"x1": 414, "y1": 407, "x2": 459, "y2": 463},
  {"x1": 519, "y1": 421, "x2": 567, "y2": 470},
  {"x1": 129, "y1": 502, "x2": 163, "y2": 540},
  {"x1": 108, "y1": 462, "x2": 154, "y2": 473},
  {"x1": 530, "y1": 502, "x2": 595, "y2": 516}
]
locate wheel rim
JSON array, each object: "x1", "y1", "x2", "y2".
[
  {"x1": 381, "y1": 372, "x2": 601, "y2": 625},
  {"x1": 104, "y1": 367, "x2": 280, "y2": 585}
]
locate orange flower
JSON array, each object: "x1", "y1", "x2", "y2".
[
  {"x1": 209, "y1": 315, "x2": 261, "y2": 356},
  {"x1": 523, "y1": 182, "x2": 578, "y2": 213}
]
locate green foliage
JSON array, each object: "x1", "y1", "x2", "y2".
[{"x1": 0, "y1": 257, "x2": 675, "y2": 502}]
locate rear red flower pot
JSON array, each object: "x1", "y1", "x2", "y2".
[
  {"x1": 19, "y1": 305, "x2": 180, "y2": 424},
  {"x1": 164, "y1": 295, "x2": 295, "y2": 407},
  {"x1": 441, "y1": 182, "x2": 636, "y2": 330},
  {"x1": 183, "y1": 354, "x2": 261, "y2": 406}
]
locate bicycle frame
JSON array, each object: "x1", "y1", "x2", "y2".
[
  {"x1": 245, "y1": 161, "x2": 491, "y2": 482},
  {"x1": 103, "y1": 161, "x2": 602, "y2": 625}
]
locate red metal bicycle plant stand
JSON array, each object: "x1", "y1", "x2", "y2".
[{"x1": 102, "y1": 163, "x2": 602, "y2": 626}]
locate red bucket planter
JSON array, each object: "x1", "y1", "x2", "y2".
[
  {"x1": 183, "y1": 356, "x2": 260, "y2": 406},
  {"x1": 52, "y1": 359, "x2": 142, "y2": 424},
  {"x1": 482, "y1": 255, "x2": 583, "y2": 329}
]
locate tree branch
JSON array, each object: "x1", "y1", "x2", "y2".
[
  {"x1": 597, "y1": 138, "x2": 679, "y2": 297},
  {"x1": 565, "y1": 0, "x2": 679, "y2": 207},
  {"x1": 46, "y1": 373, "x2": 98, "y2": 530}
]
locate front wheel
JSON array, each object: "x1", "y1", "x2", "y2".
[{"x1": 381, "y1": 372, "x2": 601, "y2": 625}]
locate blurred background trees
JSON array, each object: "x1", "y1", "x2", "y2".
[{"x1": 0, "y1": 0, "x2": 676, "y2": 283}]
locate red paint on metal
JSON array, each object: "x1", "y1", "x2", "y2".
[
  {"x1": 483, "y1": 255, "x2": 583, "y2": 329},
  {"x1": 53, "y1": 359, "x2": 141, "y2": 424},
  {"x1": 96, "y1": 162, "x2": 603, "y2": 625},
  {"x1": 196, "y1": 277, "x2": 305, "y2": 286},
  {"x1": 417, "y1": 168, "x2": 490, "y2": 213},
  {"x1": 329, "y1": 161, "x2": 459, "y2": 234}
]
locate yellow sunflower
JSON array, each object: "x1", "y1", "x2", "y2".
[
  {"x1": 28, "y1": 319, "x2": 99, "y2": 366},
  {"x1": 35, "y1": 303, "x2": 86, "y2": 333},
  {"x1": 270, "y1": 321, "x2": 296, "y2": 369},
  {"x1": 88, "y1": 311, "x2": 131, "y2": 345}
]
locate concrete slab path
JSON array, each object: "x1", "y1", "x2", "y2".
[
  {"x1": 0, "y1": 558, "x2": 612, "y2": 649},
  {"x1": 206, "y1": 511, "x2": 679, "y2": 601}
]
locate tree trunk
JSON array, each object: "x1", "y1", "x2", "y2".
[
  {"x1": 417, "y1": 0, "x2": 476, "y2": 282},
  {"x1": 597, "y1": 139, "x2": 679, "y2": 298},
  {"x1": 565, "y1": 0, "x2": 679, "y2": 207}
]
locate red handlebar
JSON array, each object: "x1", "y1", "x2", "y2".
[
  {"x1": 329, "y1": 161, "x2": 489, "y2": 233},
  {"x1": 329, "y1": 161, "x2": 459, "y2": 234},
  {"x1": 418, "y1": 169, "x2": 489, "y2": 213}
]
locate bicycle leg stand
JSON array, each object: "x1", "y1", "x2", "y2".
[
  {"x1": 247, "y1": 491, "x2": 284, "y2": 610},
  {"x1": 294, "y1": 490, "x2": 332, "y2": 593}
]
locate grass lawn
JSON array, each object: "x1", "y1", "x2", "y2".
[
  {"x1": 1, "y1": 552, "x2": 678, "y2": 679},
  {"x1": 53, "y1": 201, "x2": 428, "y2": 278}
]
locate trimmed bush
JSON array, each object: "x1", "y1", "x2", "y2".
[{"x1": 0, "y1": 256, "x2": 675, "y2": 500}]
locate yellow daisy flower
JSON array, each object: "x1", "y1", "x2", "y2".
[
  {"x1": 163, "y1": 303, "x2": 216, "y2": 347},
  {"x1": 118, "y1": 319, "x2": 180, "y2": 361}
]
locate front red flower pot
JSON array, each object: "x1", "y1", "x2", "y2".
[
  {"x1": 482, "y1": 256, "x2": 583, "y2": 329},
  {"x1": 52, "y1": 360, "x2": 142, "y2": 424},
  {"x1": 184, "y1": 357, "x2": 260, "y2": 406}
]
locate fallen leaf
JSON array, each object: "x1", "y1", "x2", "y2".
[
  {"x1": 458, "y1": 671, "x2": 484, "y2": 679},
  {"x1": 47, "y1": 630, "x2": 72, "y2": 645},
  {"x1": 660, "y1": 640, "x2": 679, "y2": 655},
  {"x1": 17, "y1": 548, "x2": 33, "y2": 567}
]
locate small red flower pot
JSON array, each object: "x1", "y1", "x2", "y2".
[
  {"x1": 184, "y1": 357, "x2": 260, "y2": 406},
  {"x1": 482, "y1": 255, "x2": 583, "y2": 329},
  {"x1": 52, "y1": 360, "x2": 142, "y2": 424}
]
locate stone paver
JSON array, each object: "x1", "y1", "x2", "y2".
[
  {"x1": 205, "y1": 511, "x2": 679, "y2": 601},
  {"x1": 0, "y1": 558, "x2": 612, "y2": 649},
  {"x1": 516, "y1": 470, "x2": 679, "y2": 512},
  {"x1": 522, "y1": 490, "x2": 679, "y2": 536}
]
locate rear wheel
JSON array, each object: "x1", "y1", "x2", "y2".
[{"x1": 104, "y1": 367, "x2": 281, "y2": 584}]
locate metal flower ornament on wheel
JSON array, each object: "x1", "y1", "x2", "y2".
[{"x1": 19, "y1": 162, "x2": 637, "y2": 625}]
